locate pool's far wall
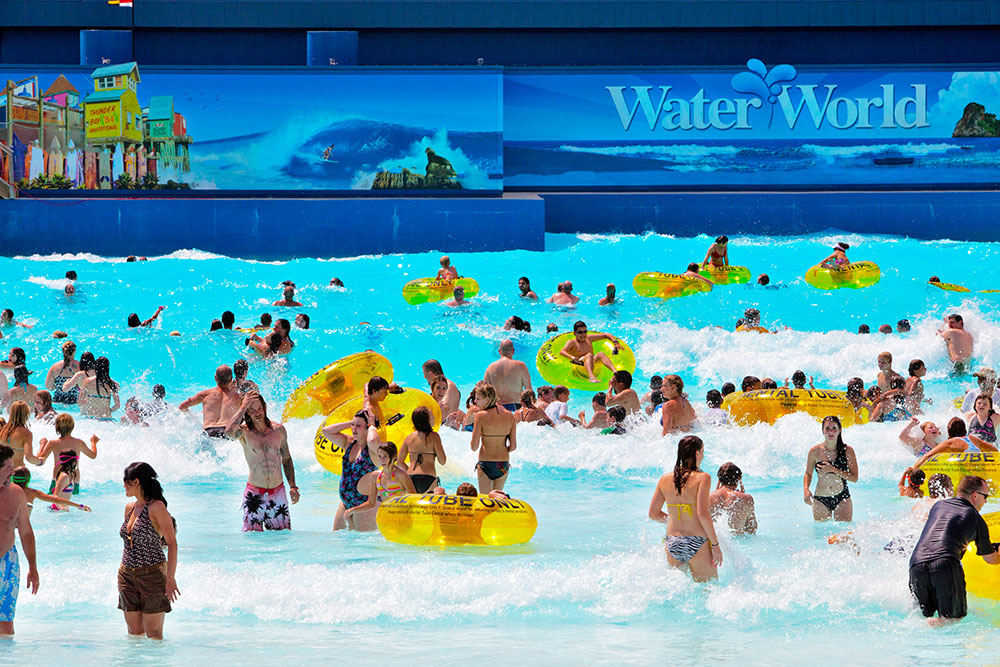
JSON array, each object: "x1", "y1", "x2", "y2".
[
  {"x1": 0, "y1": 196, "x2": 545, "y2": 259},
  {"x1": 540, "y1": 190, "x2": 1000, "y2": 243}
]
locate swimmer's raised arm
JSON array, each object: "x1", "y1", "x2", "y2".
[
  {"x1": 321, "y1": 421, "x2": 353, "y2": 448},
  {"x1": 81, "y1": 434, "x2": 99, "y2": 459},
  {"x1": 898, "y1": 417, "x2": 923, "y2": 448}
]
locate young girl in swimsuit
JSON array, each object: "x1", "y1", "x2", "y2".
[
  {"x1": 470, "y1": 383, "x2": 517, "y2": 495},
  {"x1": 803, "y1": 416, "x2": 859, "y2": 522},
  {"x1": 51, "y1": 450, "x2": 81, "y2": 511},
  {"x1": 701, "y1": 235, "x2": 730, "y2": 269},
  {"x1": 898, "y1": 417, "x2": 941, "y2": 456},
  {"x1": 33, "y1": 391, "x2": 57, "y2": 425},
  {"x1": 648, "y1": 435, "x2": 722, "y2": 582},
  {"x1": 903, "y1": 359, "x2": 928, "y2": 415},
  {"x1": 398, "y1": 406, "x2": 447, "y2": 494},
  {"x1": 965, "y1": 395, "x2": 998, "y2": 443},
  {"x1": 819, "y1": 242, "x2": 850, "y2": 269},
  {"x1": 10, "y1": 466, "x2": 91, "y2": 514},
  {"x1": 347, "y1": 442, "x2": 415, "y2": 524}
]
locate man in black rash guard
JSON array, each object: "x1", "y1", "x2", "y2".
[{"x1": 908, "y1": 475, "x2": 999, "y2": 626}]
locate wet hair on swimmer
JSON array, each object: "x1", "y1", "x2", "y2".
[
  {"x1": 687, "y1": 262, "x2": 700, "y2": 273},
  {"x1": 422, "y1": 359, "x2": 444, "y2": 376},
  {"x1": 55, "y1": 413, "x2": 75, "y2": 436},
  {"x1": 947, "y1": 417, "x2": 967, "y2": 438},
  {"x1": 715, "y1": 235, "x2": 728, "y2": 244},
  {"x1": 706, "y1": 389, "x2": 723, "y2": 408},
  {"x1": 353, "y1": 410, "x2": 370, "y2": 426},
  {"x1": 858, "y1": 324, "x2": 870, "y2": 334},
  {"x1": 366, "y1": 375, "x2": 390, "y2": 395},
  {"x1": 740, "y1": 376, "x2": 760, "y2": 392},
  {"x1": 958, "y1": 474, "x2": 988, "y2": 497},
  {"x1": 127, "y1": 313, "x2": 141, "y2": 327},
  {"x1": 908, "y1": 359, "x2": 924, "y2": 376},
  {"x1": 520, "y1": 390, "x2": 537, "y2": 408},
  {"x1": 791, "y1": 370, "x2": 806, "y2": 388},
  {"x1": 411, "y1": 406, "x2": 434, "y2": 434},
  {"x1": 233, "y1": 359, "x2": 249, "y2": 379},
  {"x1": 592, "y1": 392, "x2": 607, "y2": 408},
  {"x1": 673, "y1": 435, "x2": 704, "y2": 493},
  {"x1": 377, "y1": 442, "x2": 398, "y2": 466},
  {"x1": 889, "y1": 377, "x2": 905, "y2": 390},
  {"x1": 612, "y1": 370, "x2": 632, "y2": 388},
  {"x1": 607, "y1": 405, "x2": 626, "y2": 423},
  {"x1": 210, "y1": 319, "x2": 223, "y2": 331},
  {"x1": 834, "y1": 242, "x2": 850, "y2": 251},
  {"x1": 153, "y1": 384, "x2": 166, "y2": 399},
  {"x1": 717, "y1": 462, "x2": 742, "y2": 487},
  {"x1": 476, "y1": 383, "x2": 499, "y2": 408},
  {"x1": 897, "y1": 319, "x2": 911, "y2": 332},
  {"x1": 13, "y1": 365, "x2": 31, "y2": 386},
  {"x1": 11, "y1": 466, "x2": 29, "y2": 487},
  {"x1": 846, "y1": 377, "x2": 864, "y2": 398},
  {"x1": 455, "y1": 482, "x2": 477, "y2": 497},
  {"x1": 8, "y1": 348, "x2": 26, "y2": 366},
  {"x1": 260, "y1": 313, "x2": 272, "y2": 326},
  {"x1": 907, "y1": 468, "x2": 926, "y2": 487},
  {"x1": 221, "y1": 311, "x2": 235, "y2": 327},
  {"x1": 760, "y1": 378, "x2": 778, "y2": 390},
  {"x1": 720, "y1": 382, "x2": 736, "y2": 397}
]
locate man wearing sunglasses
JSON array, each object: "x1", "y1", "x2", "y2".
[
  {"x1": 908, "y1": 475, "x2": 999, "y2": 626},
  {"x1": 560, "y1": 321, "x2": 620, "y2": 384}
]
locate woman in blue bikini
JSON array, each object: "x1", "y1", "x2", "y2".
[
  {"x1": 648, "y1": 435, "x2": 722, "y2": 582},
  {"x1": 803, "y1": 416, "x2": 859, "y2": 522}
]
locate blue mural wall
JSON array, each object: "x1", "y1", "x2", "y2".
[
  {"x1": 504, "y1": 64, "x2": 1000, "y2": 188},
  {"x1": 1, "y1": 66, "x2": 503, "y2": 193}
]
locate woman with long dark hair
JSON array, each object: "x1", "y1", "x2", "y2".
[
  {"x1": 7, "y1": 365, "x2": 37, "y2": 407},
  {"x1": 398, "y1": 405, "x2": 447, "y2": 493},
  {"x1": 119, "y1": 462, "x2": 178, "y2": 640},
  {"x1": 648, "y1": 435, "x2": 722, "y2": 581},
  {"x1": 803, "y1": 416, "x2": 859, "y2": 521}
]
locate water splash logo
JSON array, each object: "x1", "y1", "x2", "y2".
[{"x1": 730, "y1": 59, "x2": 797, "y2": 128}]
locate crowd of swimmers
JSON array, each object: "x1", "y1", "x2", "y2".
[{"x1": 1, "y1": 241, "x2": 998, "y2": 640}]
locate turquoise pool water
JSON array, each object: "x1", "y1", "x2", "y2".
[{"x1": 3, "y1": 232, "x2": 999, "y2": 663}]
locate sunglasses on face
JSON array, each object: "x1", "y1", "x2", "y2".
[{"x1": 974, "y1": 490, "x2": 991, "y2": 500}]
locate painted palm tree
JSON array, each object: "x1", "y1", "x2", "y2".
[{"x1": 243, "y1": 491, "x2": 264, "y2": 517}]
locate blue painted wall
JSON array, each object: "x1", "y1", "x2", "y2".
[
  {"x1": 0, "y1": 196, "x2": 545, "y2": 259},
  {"x1": 540, "y1": 191, "x2": 1000, "y2": 242}
]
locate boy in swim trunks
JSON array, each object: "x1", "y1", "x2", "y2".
[
  {"x1": 0, "y1": 444, "x2": 40, "y2": 635},
  {"x1": 560, "y1": 321, "x2": 620, "y2": 384}
]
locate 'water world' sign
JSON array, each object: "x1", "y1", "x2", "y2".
[
  {"x1": 606, "y1": 60, "x2": 929, "y2": 132},
  {"x1": 504, "y1": 63, "x2": 1000, "y2": 188}
]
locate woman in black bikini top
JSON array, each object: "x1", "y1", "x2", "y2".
[
  {"x1": 398, "y1": 406, "x2": 447, "y2": 494},
  {"x1": 803, "y1": 416, "x2": 859, "y2": 522}
]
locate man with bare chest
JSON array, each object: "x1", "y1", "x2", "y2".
[
  {"x1": 224, "y1": 394, "x2": 300, "y2": 531},
  {"x1": 0, "y1": 444, "x2": 39, "y2": 635},
  {"x1": 179, "y1": 365, "x2": 241, "y2": 438}
]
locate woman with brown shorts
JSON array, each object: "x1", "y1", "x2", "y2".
[{"x1": 118, "y1": 462, "x2": 178, "y2": 640}]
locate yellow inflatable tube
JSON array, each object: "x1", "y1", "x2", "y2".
[
  {"x1": 723, "y1": 388, "x2": 862, "y2": 427},
  {"x1": 920, "y1": 451, "x2": 1000, "y2": 496},
  {"x1": 536, "y1": 331, "x2": 636, "y2": 391},
  {"x1": 402, "y1": 277, "x2": 480, "y2": 305},
  {"x1": 929, "y1": 280, "x2": 970, "y2": 293},
  {"x1": 963, "y1": 510, "x2": 999, "y2": 601},
  {"x1": 804, "y1": 261, "x2": 881, "y2": 290},
  {"x1": 699, "y1": 265, "x2": 751, "y2": 285},
  {"x1": 633, "y1": 272, "x2": 712, "y2": 299},
  {"x1": 313, "y1": 387, "x2": 442, "y2": 474},
  {"x1": 377, "y1": 493, "x2": 538, "y2": 546},
  {"x1": 283, "y1": 351, "x2": 392, "y2": 421}
]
